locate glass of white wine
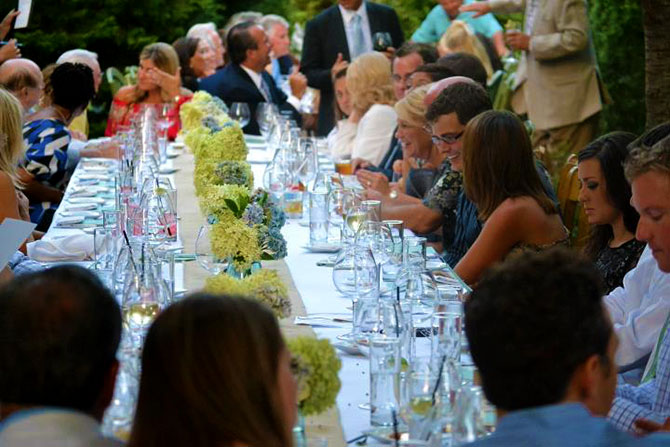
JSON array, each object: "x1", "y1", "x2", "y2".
[{"x1": 344, "y1": 205, "x2": 368, "y2": 241}]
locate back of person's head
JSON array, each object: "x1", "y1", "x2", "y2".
[
  {"x1": 466, "y1": 248, "x2": 613, "y2": 414},
  {"x1": 56, "y1": 48, "x2": 99, "y2": 66},
  {"x1": 578, "y1": 132, "x2": 639, "y2": 259},
  {"x1": 439, "y1": 21, "x2": 493, "y2": 77},
  {"x1": 0, "y1": 59, "x2": 41, "y2": 93},
  {"x1": 226, "y1": 21, "x2": 259, "y2": 65},
  {"x1": 624, "y1": 122, "x2": 670, "y2": 183},
  {"x1": 395, "y1": 84, "x2": 430, "y2": 128},
  {"x1": 0, "y1": 88, "x2": 24, "y2": 182},
  {"x1": 437, "y1": 52, "x2": 487, "y2": 88},
  {"x1": 347, "y1": 52, "x2": 395, "y2": 113},
  {"x1": 260, "y1": 14, "x2": 289, "y2": 34},
  {"x1": 463, "y1": 110, "x2": 555, "y2": 219},
  {"x1": 0, "y1": 266, "x2": 121, "y2": 418},
  {"x1": 413, "y1": 63, "x2": 455, "y2": 83},
  {"x1": 187, "y1": 22, "x2": 218, "y2": 42},
  {"x1": 172, "y1": 37, "x2": 200, "y2": 80},
  {"x1": 425, "y1": 81, "x2": 491, "y2": 125},
  {"x1": 141, "y1": 42, "x2": 180, "y2": 78},
  {"x1": 130, "y1": 294, "x2": 292, "y2": 447},
  {"x1": 395, "y1": 41, "x2": 439, "y2": 64},
  {"x1": 49, "y1": 62, "x2": 95, "y2": 113}
]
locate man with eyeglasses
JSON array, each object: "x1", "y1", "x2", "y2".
[{"x1": 365, "y1": 77, "x2": 490, "y2": 251}]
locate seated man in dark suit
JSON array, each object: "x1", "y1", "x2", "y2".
[
  {"x1": 199, "y1": 21, "x2": 306, "y2": 135},
  {"x1": 301, "y1": 0, "x2": 404, "y2": 137}
]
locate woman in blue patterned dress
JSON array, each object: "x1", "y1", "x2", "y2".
[{"x1": 19, "y1": 62, "x2": 116, "y2": 229}]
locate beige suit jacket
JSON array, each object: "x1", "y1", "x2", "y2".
[{"x1": 490, "y1": 0, "x2": 604, "y2": 130}]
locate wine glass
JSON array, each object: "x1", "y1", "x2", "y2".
[
  {"x1": 229, "y1": 102, "x2": 251, "y2": 128},
  {"x1": 195, "y1": 223, "x2": 230, "y2": 275}
]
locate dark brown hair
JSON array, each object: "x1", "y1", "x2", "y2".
[
  {"x1": 463, "y1": 110, "x2": 555, "y2": 220},
  {"x1": 332, "y1": 66, "x2": 348, "y2": 121},
  {"x1": 129, "y1": 294, "x2": 292, "y2": 447}
]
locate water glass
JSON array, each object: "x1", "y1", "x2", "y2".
[
  {"x1": 370, "y1": 336, "x2": 401, "y2": 426},
  {"x1": 382, "y1": 220, "x2": 404, "y2": 280},
  {"x1": 403, "y1": 237, "x2": 427, "y2": 271},
  {"x1": 361, "y1": 199, "x2": 382, "y2": 221},
  {"x1": 94, "y1": 227, "x2": 119, "y2": 275},
  {"x1": 431, "y1": 311, "x2": 462, "y2": 363},
  {"x1": 309, "y1": 191, "x2": 329, "y2": 246},
  {"x1": 452, "y1": 385, "x2": 485, "y2": 444}
]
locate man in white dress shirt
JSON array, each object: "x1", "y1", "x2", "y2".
[{"x1": 604, "y1": 124, "x2": 670, "y2": 370}]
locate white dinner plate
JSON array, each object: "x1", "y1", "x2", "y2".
[
  {"x1": 302, "y1": 243, "x2": 340, "y2": 253},
  {"x1": 67, "y1": 197, "x2": 106, "y2": 204}
]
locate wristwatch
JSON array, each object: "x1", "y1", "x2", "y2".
[{"x1": 389, "y1": 190, "x2": 398, "y2": 200}]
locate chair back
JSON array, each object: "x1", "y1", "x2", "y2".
[{"x1": 556, "y1": 154, "x2": 590, "y2": 247}]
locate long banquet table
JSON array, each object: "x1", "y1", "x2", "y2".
[
  {"x1": 173, "y1": 146, "x2": 372, "y2": 446},
  {"x1": 42, "y1": 140, "x2": 418, "y2": 446}
]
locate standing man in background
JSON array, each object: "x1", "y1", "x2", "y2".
[
  {"x1": 301, "y1": 0, "x2": 404, "y2": 136},
  {"x1": 462, "y1": 0, "x2": 605, "y2": 175}
]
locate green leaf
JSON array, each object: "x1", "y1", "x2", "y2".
[{"x1": 224, "y1": 198, "x2": 240, "y2": 216}]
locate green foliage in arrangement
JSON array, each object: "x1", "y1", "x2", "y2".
[{"x1": 588, "y1": 0, "x2": 645, "y2": 135}]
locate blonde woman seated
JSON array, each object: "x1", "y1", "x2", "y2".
[
  {"x1": 0, "y1": 89, "x2": 33, "y2": 248},
  {"x1": 337, "y1": 52, "x2": 397, "y2": 166},
  {"x1": 358, "y1": 84, "x2": 443, "y2": 199},
  {"x1": 129, "y1": 294, "x2": 296, "y2": 447},
  {"x1": 454, "y1": 110, "x2": 567, "y2": 285},
  {"x1": 105, "y1": 43, "x2": 192, "y2": 140},
  {"x1": 438, "y1": 20, "x2": 494, "y2": 79},
  {"x1": 327, "y1": 67, "x2": 356, "y2": 160}
]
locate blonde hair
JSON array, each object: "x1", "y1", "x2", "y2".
[
  {"x1": 439, "y1": 21, "x2": 493, "y2": 78},
  {"x1": 346, "y1": 52, "x2": 395, "y2": 113},
  {"x1": 0, "y1": 88, "x2": 24, "y2": 186},
  {"x1": 394, "y1": 84, "x2": 430, "y2": 128},
  {"x1": 134, "y1": 42, "x2": 180, "y2": 103}
]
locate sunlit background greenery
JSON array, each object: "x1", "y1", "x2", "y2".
[{"x1": 14, "y1": 0, "x2": 645, "y2": 137}]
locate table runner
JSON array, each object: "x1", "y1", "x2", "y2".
[{"x1": 173, "y1": 151, "x2": 347, "y2": 447}]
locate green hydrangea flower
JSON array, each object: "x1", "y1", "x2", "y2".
[
  {"x1": 287, "y1": 337, "x2": 342, "y2": 416},
  {"x1": 203, "y1": 269, "x2": 291, "y2": 318},
  {"x1": 210, "y1": 221, "x2": 261, "y2": 272}
]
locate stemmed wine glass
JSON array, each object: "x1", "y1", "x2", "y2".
[{"x1": 229, "y1": 102, "x2": 251, "y2": 128}]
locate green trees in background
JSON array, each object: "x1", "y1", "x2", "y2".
[
  {"x1": 11, "y1": 0, "x2": 647, "y2": 137},
  {"x1": 589, "y1": 0, "x2": 645, "y2": 135}
]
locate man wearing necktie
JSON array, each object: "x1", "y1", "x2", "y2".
[
  {"x1": 301, "y1": 0, "x2": 404, "y2": 136},
  {"x1": 199, "y1": 22, "x2": 306, "y2": 135}
]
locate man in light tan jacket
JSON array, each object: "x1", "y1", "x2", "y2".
[{"x1": 462, "y1": 0, "x2": 606, "y2": 175}]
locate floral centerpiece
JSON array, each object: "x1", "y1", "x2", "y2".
[
  {"x1": 204, "y1": 269, "x2": 291, "y2": 318},
  {"x1": 288, "y1": 336, "x2": 342, "y2": 416},
  {"x1": 181, "y1": 91, "x2": 289, "y2": 315}
]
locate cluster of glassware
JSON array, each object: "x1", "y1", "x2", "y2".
[
  {"x1": 308, "y1": 178, "x2": 496, "y2": 445},
  {"x1": 259, "y1": 104, "x2": 320, "y2": 220},
  {"x1": 97, "y1": 104, "x2": 181, "y2": 437}
]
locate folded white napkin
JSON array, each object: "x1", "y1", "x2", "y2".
[{"x1": 27, "y1": 234, "x2": 95, "y2": 262}]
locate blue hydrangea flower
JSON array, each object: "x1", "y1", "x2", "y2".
[{"x1": 242, "y1": 203, "x2": 265, "y2": 227}]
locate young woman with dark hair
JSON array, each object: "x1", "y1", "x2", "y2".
[
  {"x1": 129, "y1": 294, "x2": 296, "y2": 447},
  {"x1": 454, "y1": 110, "x2": 567, "y2": 285},
  {"x1": 578, "y1": 132, "x2": 644, "y2": 293}
]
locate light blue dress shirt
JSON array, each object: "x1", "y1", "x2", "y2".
[
  {"x1": 610, "y1": 321, "x2": 670, "y2": 432},
  {"x1": 411, "y1": 0, "x2": 502, "y2": 43},
  {"x1": 467, "y1": 403, "x2": 670, "y2": 446}
]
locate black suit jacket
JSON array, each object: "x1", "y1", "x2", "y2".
[
  {"x1": 300, "y1": 2, "x2": 404, "y2": 136},
  {"x1": 198, "y1": 63, "x2": 300, "y2": 135}
]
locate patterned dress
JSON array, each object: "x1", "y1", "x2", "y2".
[
  {"x1": 23, "y1": 119, "x2": 72, "y2": 225},
  {"x1": 595, "y1": 239, "x2": 646, "y2": 294}
]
